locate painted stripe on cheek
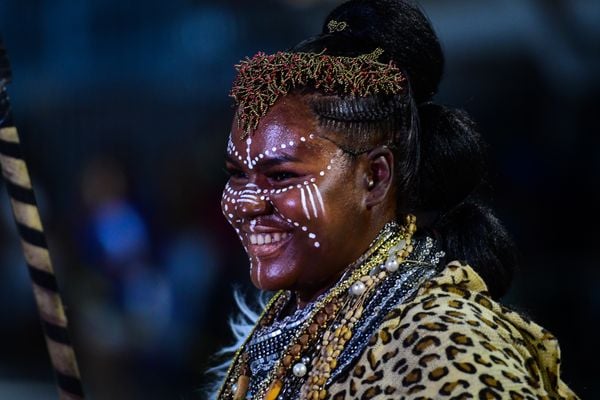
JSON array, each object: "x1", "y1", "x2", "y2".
[
  {"x1": 300, "y1": 187, "x2": 311, "y2": 220},
  {"x1": 313, "y1": 183, "x2": 325, "y2": 215},
  {"x1": 305, "y1": 184, "x2": 318, "y2": 218}
]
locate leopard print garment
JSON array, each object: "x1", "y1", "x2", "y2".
[{"x1": 326, "y1": 261, "x2": 579, "y2": 400}]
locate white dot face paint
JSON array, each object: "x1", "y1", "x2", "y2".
[
  {"x1": 246, "y1": 138, "x2": 254, "y2": 169},
  {"x1": 224, "y1": 131, "x2": 333, "y2": 250},
  {"x1": 223, "y1": 96, "x2": 370, "y2": 298}
]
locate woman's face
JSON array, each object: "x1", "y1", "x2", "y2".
[{"x1": 222, "y1": 95, "x2": 385, "y2": 302}]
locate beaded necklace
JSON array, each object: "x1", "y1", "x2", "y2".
[{"x1": 217, "y1": 215, "x2": 417, "y2": 400}]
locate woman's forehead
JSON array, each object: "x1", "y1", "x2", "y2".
[{"x1": 230, "y1": 95, "x2": 323, "y2": 149}]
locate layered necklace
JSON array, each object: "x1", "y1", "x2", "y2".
[{"x1": 217, "y1": 215, "x2": 441, "y2": 400}]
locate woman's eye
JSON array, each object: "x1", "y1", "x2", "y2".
[
  {"x1": 269, "y1": 171, "x2": 298, "y2": 182},
  {"x1": 224, "y1": 168, "x2": 247, "y2": 180}
]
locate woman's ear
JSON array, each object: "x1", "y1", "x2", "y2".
[{"x1": 364, "y1": 146, "x2": 395, "y2": 209}]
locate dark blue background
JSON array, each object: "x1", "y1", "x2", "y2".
[{"x1": 0, "y1": 0, "x2": 597, "y2": 398}]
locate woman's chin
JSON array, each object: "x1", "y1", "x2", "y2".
[{"x1": 250, "y1": 265, "x2": 296, "y2": 292}]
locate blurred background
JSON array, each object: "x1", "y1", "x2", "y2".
[{"x1": 0, "y1": 0, "x2": 598, "y2": 398}]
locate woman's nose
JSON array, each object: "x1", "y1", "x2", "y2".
[{"x1": 236, "y1": 186, "x2": 272, "y2": 218}]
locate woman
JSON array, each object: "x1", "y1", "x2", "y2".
[{"x1": 215, "y1": 0, "x2": 579, "y2": 399}]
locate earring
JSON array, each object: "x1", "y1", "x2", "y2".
[{"x1": 367, "y1": 178, "x2": 375, "y2": 189}]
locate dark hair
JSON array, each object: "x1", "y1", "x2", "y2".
[{"x1": 291, "y1": 0, "x2": 517, "y2": 299}]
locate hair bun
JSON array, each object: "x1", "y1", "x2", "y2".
[
  {"x1": 434, "y1": 196, "x2": 517, "y2": 299},
  {"x1": 417, "y1": 103, "x2": 517, "y2": 298},
  {"x1": 417, "y1": 103, "x2": 487, "y2": 211}
]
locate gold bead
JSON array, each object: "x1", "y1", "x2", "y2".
[
  {"x1": 299, "y1": 334, "x2": 310, "y2": 345},
  {"x1": 324, "y1": 303, "x2": 336, "y2": 315},
  {"x1": 290, "y1": 344, "x2": 302, "y2": 356},
  {"x1": 360, "y1": 276, "x2": 373, "y2": 286}
]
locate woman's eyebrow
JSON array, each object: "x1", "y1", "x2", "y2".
[
  {"x1": 225, "y1": 152, "x2": 301, "y2": 169},
  {"x1": 256, "y1": 153, "x2": 301, "y2": 168}
]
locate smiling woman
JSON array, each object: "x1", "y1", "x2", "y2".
[
  {"x1": 213, "y1": 0, "x2": 579, "y2": 399},
  {"x1": 223, "y1": 94, "x2": 393, "y2": 303}
]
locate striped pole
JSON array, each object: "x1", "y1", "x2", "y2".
[{"x1": 0, "y1": 38, "x2": 85, "y2": 399}]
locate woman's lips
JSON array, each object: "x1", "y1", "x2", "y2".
[{"x1": 246, "y1": 231, "x2": 293, "y2": 258}]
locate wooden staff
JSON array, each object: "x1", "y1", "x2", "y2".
[{"x1": 0, "y1": 37, "x2": 85, "y2": 399}]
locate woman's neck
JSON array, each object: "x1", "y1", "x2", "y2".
[{"x1": 293, "y1": 215, "x2": 398, "y2": 309}]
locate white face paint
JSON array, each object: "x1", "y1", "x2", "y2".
[
  {"x1": 245, "y1": 137, "x2": 253, "y2": 170},
  {"x1": 221, "y1": 133, "x2": 336, "y2": 256},
  {"x1": 238, "y1": 183, "x2": 261, "y2": 208},
  {"x1": 225, "y1": 94, "x2": 386, "y2": 298}
]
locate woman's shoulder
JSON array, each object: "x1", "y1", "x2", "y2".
[{"x1": 327, "y1": 261, "x2": 579, "y2": 400}]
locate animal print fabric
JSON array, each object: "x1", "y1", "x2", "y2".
[{"x1": 326, "y1": 261, "x2": 579, "y2": 399}]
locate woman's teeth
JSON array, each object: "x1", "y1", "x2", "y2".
[{"x1": 249, "y1": 232, "x2": 289, "y2": 245}]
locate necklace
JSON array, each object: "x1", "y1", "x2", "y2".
[{"x1": 217, "y1": 215, "x2": 418, "y2": 400}]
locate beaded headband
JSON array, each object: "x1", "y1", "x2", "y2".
[{"x1": 230, "y1": 48, "x2": 407, "y2": 138}]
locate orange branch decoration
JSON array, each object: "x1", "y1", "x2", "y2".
[{"x1": 230, "y1": 48, "x2": 406, "y2": 138}]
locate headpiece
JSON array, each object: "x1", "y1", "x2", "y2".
[{"x1": 230, "y1": 47, "x2": 407, "y2": 138}]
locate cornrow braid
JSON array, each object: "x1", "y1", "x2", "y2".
[
  {"x1": 306, "y1": 94, "x2": 406, "y2": 155},
  {"x1": 310, "y1": 94, "x2": 403, "y2": 122}
]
